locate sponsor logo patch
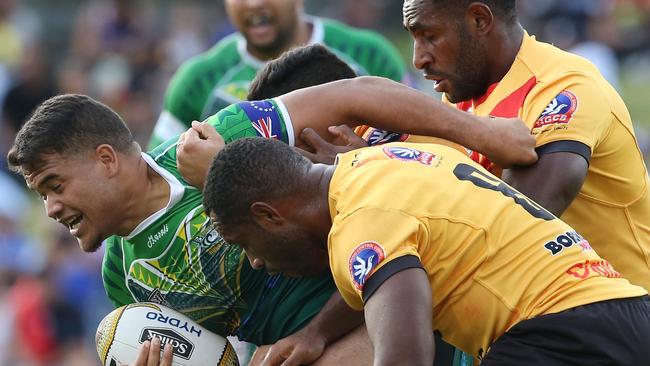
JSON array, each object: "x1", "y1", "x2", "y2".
[
  {"x1": 543, "y1": 230, "x2": 591, "y2": 255},
  {"x1": 534, "y1": 90, "x2": 578, "y2": 129},
  {"x1": 349, "y1": 241, "x2": 385, "y2": 290},
  {"x1": 383, "y1": 146, "x2": 434, "y2": 165},
  {"x1": 566, "y1": 260, "x2": 622, "y2": 279},
  {"x1": 139, "y1": 328, "x2": 194, "y2": 360}
]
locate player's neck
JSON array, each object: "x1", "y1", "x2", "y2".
[
  {"x1": 116, "y1": 155, "x2": 171, "y2": 236},
  {"x1": 487, "y1": 23, "x2": 524, "y2": 86}
]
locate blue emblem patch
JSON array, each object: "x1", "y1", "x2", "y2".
[
  {"x1": 383, "y1": 146, "x2": 435, "y2": 165},
  {"x1": 534, "y1": 90, "x2": 578, "y2": 128},
  {"x1": 349, "y1": 241, "x2": 386, "y2": 290}
]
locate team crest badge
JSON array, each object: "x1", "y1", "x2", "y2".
[
  {"x1": 383, "y1": 146, "x2": 434, "y2": 165},
  {"x1": 349, "y1": 241, "x2": 386, "y2": 290},
  {"x1": 534, "y1": 90, "x2": 578, "y2": 129},
  {"x1": 367, "y1": 129, "x2": 408, "y2": 146}
]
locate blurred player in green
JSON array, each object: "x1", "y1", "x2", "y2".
[{"x1": 148, "y1": 0, "x2": 409, "y2": 148}]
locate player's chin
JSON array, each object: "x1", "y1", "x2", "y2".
[{"x1": 78, "y1": 236, "x2": 104, "y2": 253}]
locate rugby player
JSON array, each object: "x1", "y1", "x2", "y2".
[
  {"x1": 204, "y1": 137, "x2": 650, "y2": 365},
  {"x1": 7, "y1": 79, "x2": 535, "y2": 365},
  {"x1": 401, "y1": 0, "x2": 650, "y2": 291},
  {"x1": 148, "y1": 0, "x2": 409, "y2": 148}
]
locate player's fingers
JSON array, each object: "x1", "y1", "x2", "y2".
[
  {"x1": 192, "y1": 120, "x2": 220, "y2": 140},
  {"x1": 147, "y1": 337, "x2": 161, "y2": 366},
  {"x1": 280, "y1": 351, "x2": 304, "y2": 366},
  {"x1": 130, "y1": 340, "x2": 151, "y2": 366},
  {"x1": 300, "y1": 128, "x2": 328, "y2": 150},
  {"x1": 329, "y1": 125, "x2": 366, "y2": 147},
  {"x1": 160, "y1": 343, "x2": 174, "y2": 366},
  {"x1": 294, "y1": 146, "x2": 319, "y2": 163},
  {"x1": 260, "y1": 345, "x2": 283, "y2": 366}
]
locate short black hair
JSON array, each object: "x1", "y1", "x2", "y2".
[
  {"x1": 203, "y1": 137, "x2": 309, "y2": 226},
  {"x1": 247, "y1": 43, "x2": 357, "y2": 100},
  {"x1": 432, "y1": 0, "x2": 517, "y2": 23},
  {"x1": 7, "y1": 94, "x2": 135, "y2": 174}
]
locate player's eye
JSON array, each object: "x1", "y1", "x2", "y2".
[{"x1": 51, "y1": 184, "x2": 62, "y2": 193}]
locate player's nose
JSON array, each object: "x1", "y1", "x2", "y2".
[
  {"x1": 412, "y1": 40, "x2": 433, "y2": 70},
  {"x1": 45, "y1": 197, "x2": 64, "y2": 220}
]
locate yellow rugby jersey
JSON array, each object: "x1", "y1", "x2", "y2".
[
  {"x1": 327, "y1": 142, "x2": 646, "y2": 358},
  {"x1": 445, "y1": 32, "x2": 650, "y2": 290}
]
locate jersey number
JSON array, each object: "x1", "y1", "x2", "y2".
[{"x1": 453, "y1": 163, "x2": 554, "y2": 221}]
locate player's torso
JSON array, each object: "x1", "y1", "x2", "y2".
[
  {"x1": 450, "y1": 34, "x2": 650, "y2": 291},
  {"x1": 196, "y1": 18, "x2": 400, "y2": 120},
  {"x1": 330, "y1": 143, "x2": 646, "y2": 357}
]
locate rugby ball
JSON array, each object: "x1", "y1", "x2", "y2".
[{"x1": 95, "y1": 302, "x2": 239, "y2": 366}]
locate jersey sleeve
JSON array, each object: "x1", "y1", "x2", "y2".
[
  {"x1": 522, "y1": 73, "x2": 612, "y2": 163},
  {"x1": 102, "y1": 237, "x2": 134, "y2": 308},
  {"x1": 328, "y1": 208, "x2": 425, "y2": 310},
  {"x1": 203, "y1": 98, "x2": 295, "y2": 145}
]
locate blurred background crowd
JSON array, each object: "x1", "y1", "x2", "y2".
[{"x1": 0, "y1": 0, "x2": 649, "y2": 365}]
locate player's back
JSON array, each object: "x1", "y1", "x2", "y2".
[{"x1": 328, "y1": 142, "x2": 647, "y2": 356}]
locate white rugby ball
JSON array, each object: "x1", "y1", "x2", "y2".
[{"x1": 96, "y1": 302, "x2": 239, "y2": 366}]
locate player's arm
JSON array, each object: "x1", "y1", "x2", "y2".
[
  {"x1": 280, "y1": 76, "x2": 537, "y2": 167},
  {"x1": 500, "y1": 74, "x2": 606, "y2": 216},
  {"x1": 365, "y1": 267, "x2": 434, "y2": 366},
  {"x1": 260, "y1": 292, "x2": 364, "y2": 366},
  {"x1": 501, "y1": 152, "x2": 587, "y2": 216}
]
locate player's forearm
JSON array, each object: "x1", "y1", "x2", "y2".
[
  {"x1": 302, "y1": 292, "x2": 364, "y2": 345},
  {"x1": 282, "y1": 77, "x2": 536, "y2": 166}
]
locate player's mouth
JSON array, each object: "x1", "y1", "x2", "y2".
[
  {"x1": 245, "y1": 13, "x2": 274, "y2": 39},
  {"x1": 63, "y1": 214, "x2": 83, "y2": 236},
  {"x1": 425, "y1": 75, "x2": 446, "y2": 93}
]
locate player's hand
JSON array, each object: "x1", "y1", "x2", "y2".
[
  {"x1": 296, "y1": 126, "x2": 367, "y2": 164},
  {"x1": 120, "y1": 338, "x2": 173, "y2": 366},
  {"x1": 177, "y1": 121, "x2": 225, "y2": 189},
  {"x1": 480, "y1": 117, "x2": 537, "y2": 167},
  {"x1": 260, "y1": 328, "x2": 327, "y2": 366}
]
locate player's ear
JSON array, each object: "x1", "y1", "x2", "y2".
[
  {"x1": 95, "y1": 144, "x2": 119, "y2": 177},
  {"x1": 466, "y1": 2, "x2": 494, "y2": 36},
  {"x1": 250, "y1": 202, "x2": 284, "y2": 227}
]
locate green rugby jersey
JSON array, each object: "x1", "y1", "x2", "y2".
[
  {"x1": 102, "y1": 102, "x2": 334, "y2": 345},
  {"x1": 148, "y1": 16, "x2": 408, "y2": 148}
]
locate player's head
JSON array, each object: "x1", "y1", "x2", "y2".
[
  {"x1": 247, "y1": 43, "x2": 357, "y2": 100},
  {"x1": 7, "y1": 94, "x2": 137, "y2": 253},
  {"x1": 403, "y1": 0, "x2": 518, "y2": 103},
  {"x1": 225, "y1": 0, "x2": 305, "y2": 58},
  {"x1": 203, "y1": 137, "x2": 330, "y2": 277}
]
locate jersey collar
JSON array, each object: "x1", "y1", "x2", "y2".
[
  {"x1": 124, "y1": 153, "x2": 185, "y2": 239},
  {"x1": 237, "y1": 16, "x2": 324, "y2": 69}
]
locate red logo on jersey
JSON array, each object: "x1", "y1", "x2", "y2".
[
  {"x1": 534, "y1": 90, "x2": 578, "y2": 129},
  {"x1": 383, "y1": 146, "x2": 434, "y2": 165},
  {"x1": 566, "y1": 260, "x2": 622, "y2": 279},
  {"x1": 251, "y1": 117, "x2": 278, "y2": 139}
]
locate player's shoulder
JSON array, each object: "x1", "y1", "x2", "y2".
[
  {"x1": 172, "y1": 33, "x2": 241, "y2": 82},
  {"x1": 522, "y1": 35, "x2": 604, "y2": 85},
  {"x1": 320, "y1": 17, "x2": 397, "y2": 50}
]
